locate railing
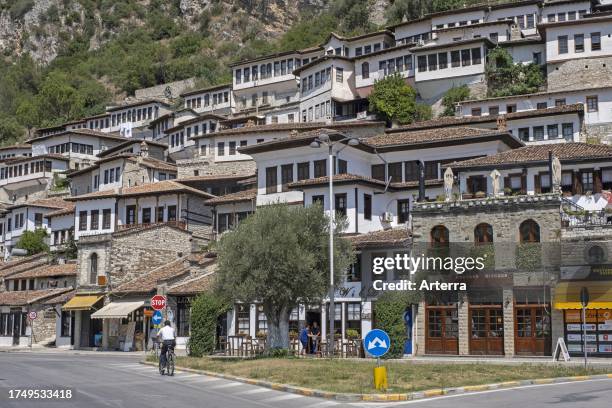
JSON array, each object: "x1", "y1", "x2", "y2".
[
  {"x1": 560, "y1": 196, "x2": 612, "y2": 227},
  {"x1": 117, "y1": 220, "x2": 187, "y2": 231}
]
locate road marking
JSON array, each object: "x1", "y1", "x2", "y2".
[
  {"x1": 238, "y1": 388, "x2": 275, "y2": 395},
  {"x1": 262, "y1": 393, "x2": 304, "y2": 402},
  {"x1": 176, "y1": 374, "x2": 200, "y2": 379},
  {"x1": 304, "y1": 401, "x2": 341, "y2": 408},
  {"x1": 380, "y1": 378, "x2": 612, "y2": 406},
  {"x1": 209, "y1": 382, "x2": 243, "y2": 389}
]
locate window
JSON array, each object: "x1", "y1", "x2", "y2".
[
  {"x1": 90, "y1": 210, "x2": 99, "y2": 230},
  {"x1": 335, "y1": 193, "x2": 347, "y2": 217},
  {"x1": 89, "y1": 253, "x2": 98, "y2": 284},
  {"x1": 362, "y1": 62, "x2": 369, "y2": 79},
  {"x1": 587, "y1": 96, "x2": 598, "y2": 112},
  {"x1": 102, "y1": 209, "x2": 111, "y2": 229},
  {"x1": 574, "y1": 34, "x2": 584, "y2": 53},
  {"x1": 533, "y1": 52, "x2": 542, "y2": 65},
  {"x1": 568, "y1": 10, "x2": 576, "y2": 20},
  {"x1": 371, "y1": 164, "x2": 385, "y2": 181},
  {"x1": 547, "y1": 124, "x2": 559, "y2": 139},
  {"x1": 519, "y1": 127, "x2": 530, "y2": 141},
  {"x1": 424, "y1": 161, "x2": 439, "y2": 180},
  {"x1": 489, "y1": 106, "x2": 499, "y2": 115},
  {"x1": 451, "y1": 50, "x2": 460, "y2": 67},
  {"x1": 167, "y1": 205, "x2": 177, "y2": 221},
  {"x1": 398, "y1": 199, "x2": 410, "y2": 224},
  {"x1": 475, "y1": 223, "x2": 493, "y2": 244},
  {"x1": 60, "y1": 311, "x2": 71, "y2": 337},
  {"x1": 235, "y1": 304, "x2": 250, "y2": 336},
  {"x1": 461, "y1": 49, "x2": 471, "y2": 66},
  {"x1": 471, "y1": 108, "x2": 482, "y2": 116},
  {"x1": 562, "y1": 123, "x2": 574, "y2": 140},
  {"x1": 558, "y1": 36, "x2": 568, "y2": 54},
  {"x1": 265, "y1": 166, "x2": 277, "y2": 194},
  {"x1": 547, "y1": 13, "x2": 555, "y2": 22},
  {"x1": 312, "y1": 195, "x2": 324, "y2": 207},
  {"x1": 34, "y1": 213, "x2": 43, "y2": 228},
  {"x1": 297, "y1": 162, "x2": 309, "y2": 181},
  {"x1": 489, "y1": 32, "x2": 498, "y2": 43},
  {"x1": 471, "y1": 47, "x2": 481, "y2": 64},
  {"x1": 126, "y1": 205, "x2": 136, "y2": 225},
  {"x1": 431, "y1": 225, "x2": 449, "y2": 246},
  {"x1": 591, "y1": 32, "x2": 601, "y2": 51},
  {"x1": 555, "y1": 98, "x2": 566, "y2": 107},
  {"x1": 428, "y1": 54, "x2": 438, "y2": 71},
  {"x1": 364, "y1": 194, "x2": 372, "y2": 220},
  {"x1": 229, "y1": 141, "x2": 236, "y2": 155},
  {"x1": 581, "y1": 171, "x2": 594, "y2": 192},
  {"x1": 142, "y1": 208, "x2": 151, "y2": 224},
  {"x1": 526, "y1": 14, "x2": 534, "y2": 28},
  {"x1": 79, "y1": 211, "x2": 87, "y2": 231},
  {"x1": 337, "y1": 159, "x2": 347, "y2": 174},
  {"x1": 404, "y1": 161, "x2": 419, "y2": 182},
  {"x1": 467, "y1": 175, "x2": 486, "y2": 194},
  {"x1": 364, "y1": 45, "x2": 371, "y2": 54},
  {"x1": 536, "y1": 102, "x2": 547, "y2": 110},
  {"x1": 519, "y1": 220, "x2": 540, "y2": 243},
  {"x1": 533, "y1": 126, "x2": 544, "y2": 141},
  {"x1": 281, "y1": 164, "x2": 293, "y2": 192},
  {"x1": 345, "y1": 303, "x2": 361, "y2": 335},
  {"x1": 335, "y1": 68, "x2": 343, "y2": 82},
  {"x1": 417, "y1": 55, "x2": 427, "y2": 72},
  {"x1": 438, "y1": 52, "x2": 448, "y2": 69},
  {"x1": 217, "y1": 142, "x2": 225, "y2": 156},
  {"x1": 314, "y1": 159, "x2": 327, "y2": 178}
]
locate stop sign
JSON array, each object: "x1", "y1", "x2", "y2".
[{"x1": 151, "y1": 295, "x2": 167, "y2": 311}]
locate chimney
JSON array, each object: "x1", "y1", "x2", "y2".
[
  {"x1": 140, "y1": 140, "x2": 149, "y2": 158},
  {"x1": 496, "y1": 115, "x2": 507, "y2": 132}
]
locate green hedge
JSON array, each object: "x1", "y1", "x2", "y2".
[
  {"x1": 373, "y1": 292, "x2": 411, "y2": 359},
  {"x1": 187, "y1": 292, "x2": 230, "y2": 357}
]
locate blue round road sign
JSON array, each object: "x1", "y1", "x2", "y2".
[
  {"x1": 363, "y1": 329, "x2": 391, "y2": 357},
  {"x1": 152, "y1": 310, "x2": 163, "y2": 325}
]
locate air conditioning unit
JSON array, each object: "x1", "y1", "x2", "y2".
[{"x1": 382, "y1": 212, "x2": 393, "y2": 223}]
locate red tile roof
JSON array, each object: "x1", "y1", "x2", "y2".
[
  {"x1": 0, "y1": 254, "x2": 48, "y2": 278},
  {"x1": 0, "y1": 288, "x2": 73, "y2": 306},
  {"x1": 66, "y1": 180, "x2": 215, "y2": 201},
  {"x1": 168, "y1": 272, "x2": 215, "y2": 295},
  {"x1": 345, "y1": 228, "x2": 411, "y2": 249},
  {"x1": 206, "y1": 189, "x2": 257, "y2": 205},
  {"x1": 450, "y1": 142, "x2": 612, "y2": 169},
  {"x1": 113, "y1": 257, "x2": 192, "y2": 294},
  {"x1": 8, "y1": 198, "x2": 73, "y2": 211},
  {"x1": 8, "y1": 263, "x2": 77, "y2": 280}
]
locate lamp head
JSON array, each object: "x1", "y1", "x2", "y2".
[
  {"x1": 309, "y1": 140, "x2": 321, "y2": 148},
  {"x1": 347, "y1": 138, "x2": 359, "y2": 146},
  {"x1": 318, "y1": 133, "x2": 330, "y2": 143}
]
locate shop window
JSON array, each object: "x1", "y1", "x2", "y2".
[
  {"x1": 235, "y1": 304, "x2": 250, "y2": 336},
  {"x1": 256, "y1": 305, "x2": 268, "y2": 336},
  {"x1": 346, "y1": 303, "x2": 361, "y2": 335}
]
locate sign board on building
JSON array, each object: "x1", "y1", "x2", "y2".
[
  {"x1": 150, "y1": 295, "x2": 167, "y2": 311},
  {"x1": 28, "y1": 311, "x2": 37, "y2": 320},
  {"x1": 143, "y1": 309, "x2": 154, "y2": 317}
]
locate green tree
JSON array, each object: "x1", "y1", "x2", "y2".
[
  {"x1": 215, "y1": 204, "x2": 354, "y2": 350},
  {"x1": 368, "y1": 73, "x2": 418, "y2": 125},
  {"x1": 16, "y1": 229, "x2": 49, "y2": 255},
  {"x1": 485, "y1": 47, "x2": 545, "y2": 97},
  {"x1": 188, "y1": 292, "x2": 231, "y2": 357},
  {"x1": 0, "y1": 115, "x2": 25, "y2": 145},
  {"x1": 373, "y1": 292, "x2": 412, "y2": 358},
  {"x1": 441, "y1": 85, "x2": 470, "y2": 117}
]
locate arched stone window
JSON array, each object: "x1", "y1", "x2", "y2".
[
  {"x1": 474, "y1": 223, "x2": 493, "y2": 244},
  {"x1": 89, "y1": 253, "x2": 98, "y2": 284},
  {"x1": 430, "y1": 225, "x2": 450, "y2": 246},
  {"x1": 519, "y1": 220, "x2": 540, "y2": 243}
]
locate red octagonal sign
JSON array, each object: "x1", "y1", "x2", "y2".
[{"x1": 151, "y1": 295, "x2": 167, "y2": 311}]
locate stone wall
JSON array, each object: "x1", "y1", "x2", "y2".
[
  {"x1": 134, "y1": 78, "x2": 196, "y2": 100},
  {"x1": 76, "y1": 235, "x2": 112, "y2": 286},
  {"x1": 547, "y1": 56, "x2": 612, "y2": 92},
  {"x1": 31, "y1": 306, "x2": 58, "y2": 344},
  {"x1": 177, "y1": 157, "x2": 256, "y2": 179},
  {"x1": 123, "y1": 158, "x2": 153, "y2": 188}
]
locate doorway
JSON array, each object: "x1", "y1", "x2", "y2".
[
  {"x1": 469, "y1": 306, "x2": 504, "y2": 355},
  {"x1": 425, "y1": 306, "x2": 458, "y2": 354}
]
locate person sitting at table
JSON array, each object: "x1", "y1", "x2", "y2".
[
  {"x1": 310, "y1": 321, "x2": 320, "y2": 354},
  {"x1": 299, "y1": 324, "x2": 311, "y2": 355}
]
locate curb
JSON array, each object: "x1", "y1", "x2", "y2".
[{"x1": 140, "y1": 361, "x2": 612, "y2": 402}]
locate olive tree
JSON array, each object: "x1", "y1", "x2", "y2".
[{"x1": 215, "y1": 203, "x2": 354, "y2": 350}]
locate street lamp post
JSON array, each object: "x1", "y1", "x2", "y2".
[{"x1": 310, "y1": 133, "x2": 359, "y2": 357}]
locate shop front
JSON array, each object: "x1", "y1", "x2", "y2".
[
  {"x1": 514, "y1": 288, "x2": 551, "y2": 356},
  {"x1": 91, "y1": 301, "x2": 147, "y2": 351},
  {"x1": 468, "y1": 289, "x2": 504, "y2": 356},
  {"x1": 61, "y1": 294, "x2": 104, "y2": 349},
  {"x1": 425, "y1": 292, "x2": 459, "y2": 355},
  {"x1": 554, "y1": 281, "x2": 612, "y2": 356}
]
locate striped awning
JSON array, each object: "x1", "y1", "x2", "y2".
[{"x1": 91, "y1": 301, "x2": 144, "y2": 319}]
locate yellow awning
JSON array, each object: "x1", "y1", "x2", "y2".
[
  {"x1": 62, "y1": 295, "x2": 103, "y2": 311},
  {"x1": 554, "y1": 282, "x2": 612, "y2": 309}
]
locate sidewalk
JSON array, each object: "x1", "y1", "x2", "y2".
[
  {"x1": 398, "y1": 355, "x2": 612, "y2": 366},
  {"x1": 0, "y1": 346, "x2": 187, "y2": 357}
]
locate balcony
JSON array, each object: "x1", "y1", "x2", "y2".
[{"x1": 561, "y1": 196, "x2": 612, "y2": 227}]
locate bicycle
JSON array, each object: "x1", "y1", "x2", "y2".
[{"x1": 159, "y1": 342, "x2": 175, "y2": 376}]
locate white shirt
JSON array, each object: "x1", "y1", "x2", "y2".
[{"x1": 158, "y1": 326, "x2": 175, "y2": 341}]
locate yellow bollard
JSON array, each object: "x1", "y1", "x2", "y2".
[{"x1": 373, "y1": 366, "x2": 388, "y2": 391}]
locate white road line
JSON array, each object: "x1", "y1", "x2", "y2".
[
  {"x1": 304, "y1": 401, "x2": 340, "y2": 408},
  {"x1": 238, "y1": 388, "x2": 275, "y2": 395},
  {"x1": 176, "y1": 374, "x2": 200, "y2": 379},
  {"x1": 262, "y1": 393, "x2": 304, "y2": 402},
  {"x1": 209, "y1": 382, "x2": 243, "y2": 389}
]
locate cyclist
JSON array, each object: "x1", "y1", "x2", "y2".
[{"x1": 157, "y1": 320, "x2": 176, "y2": 370}]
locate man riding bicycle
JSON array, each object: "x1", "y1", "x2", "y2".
[{"x1": 157, "y1": 320, "x2": 176, "y2": 369}]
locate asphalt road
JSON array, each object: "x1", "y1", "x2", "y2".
[{"x1": 0, "y1": 352, "x2": 610, "y2": 408}]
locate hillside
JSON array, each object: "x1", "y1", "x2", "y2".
[{"x1": 0, "y1": 0, "x2": 490, "y2": 145}]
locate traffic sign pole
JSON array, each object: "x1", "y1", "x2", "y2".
[{"x1": 580, "y1": 287, "x2": 589, "y2": 369}]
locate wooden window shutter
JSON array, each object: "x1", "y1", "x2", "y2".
[
  {"x1": 534, "y1": 174, "x2": 541, "y2": 194},
  {"x1": 520, "y1": 170, "x2": 527, "y2": 194},
  {"x1": 573, "y1": 171, "x2": 582, "y2": 194},
  {"x1": 504, "y1": 176, "x2": 510, "y2": 192}
]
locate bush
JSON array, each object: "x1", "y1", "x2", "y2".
[
  {"x1": 9, "y1": 0, "x2": 35, "y2": 20},
  {"x1": 441, "y1": 85, "x2": 470, "y2": 117},
  {"x1": 373, "y1": 292, "x2": 411, "y2": 358},
  {"x1": 188, "y1": 292, "x2": 230, "y2": 357},
  {"x1": 16, "y1": 229, "x2": 49, "y2": 255}
]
